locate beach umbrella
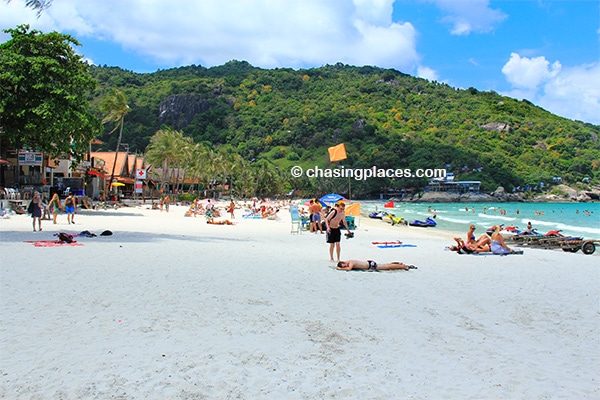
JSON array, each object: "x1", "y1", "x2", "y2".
[{"x1": 319, "y1": 193, "x2": 346, "y2": 205}]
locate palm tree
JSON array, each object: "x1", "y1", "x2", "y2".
[
  {"x1": 187, "y1": 143, "x2": 213, "y2": 195},
  {"x1": 145, "y1": 127, "x2": 186, "y2": 193},
  {"x1": 99, "y1": 89, "x2": 130, "y2": 194},
  {"x1": 6, "y1": 1, "x2": 53, "y2": 16}
]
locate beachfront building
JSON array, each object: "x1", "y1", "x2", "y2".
[
  {"x1": 90, "y1": 151, "x2": 150, "y2": 200},
  {"x1": 425, "y1": 180, "x2": 481, "y2": 194}
]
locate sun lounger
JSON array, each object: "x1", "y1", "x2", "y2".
[{"x1": 290, "y1": 206, "x2": 302, "y2": 234}]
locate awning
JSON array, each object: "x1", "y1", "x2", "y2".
[
  {"x1": 117, "y1": 177, "x2": 135, "y2": 184},
  {"x1": 87, "y1": 170, "x2": 105, "y2": 178}
]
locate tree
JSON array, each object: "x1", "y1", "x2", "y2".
[
  {"x1": 0, "y1": 25, "x2": 99, "y2": 160},
  {"x1": 99, "y1": 89, "x2": 130, "y2": 191},
  {"x1": 144, "y1": 127, "x2": 186, "y2": 192}
]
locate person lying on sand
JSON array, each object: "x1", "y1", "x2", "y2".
[
  {"x1": 206, "y1": 218, "x2": 234, "y2": 225},
  {"x1": 449, "y1": 235, "x2": 491, "y2": 254},
  {"x1": 336, "y1": 260, "x2": 417, "y2": 271}
]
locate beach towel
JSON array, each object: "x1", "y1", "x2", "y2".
[
  {"x1": 376, "y1": 244, "x2": 417, "y2": 248},
  {"x1": 328, "y1": 265, "x2": 412, "y2": 272},
  {"x1": 471, "y1": 250, "x2": 524, "y2": 256},
  {"x1": 24, "y1": 240, "x2": 83, "y2": 247}
]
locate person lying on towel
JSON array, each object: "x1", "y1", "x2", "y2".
[{"x1": 336, "y1": 260, "x2": 417, "y2": 271}]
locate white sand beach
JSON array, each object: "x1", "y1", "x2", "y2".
[{"x1": 1, "y1": 203, "x2": 598, "y2": 399}]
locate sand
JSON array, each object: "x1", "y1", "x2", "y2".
[{"x1": 0, "y1": 203, "x2": 598, "y2": 399}]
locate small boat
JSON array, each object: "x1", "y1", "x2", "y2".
[
  {"x1": 369, "y1": 211, "x2": 389, "y2": 219},
  {"x1": 409, "y1": 217, "x2": 437, "y2": 227}
]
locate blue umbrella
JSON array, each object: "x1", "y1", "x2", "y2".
[{"x1": 319, "y1": 193, "x2": 346, "y2": 206}]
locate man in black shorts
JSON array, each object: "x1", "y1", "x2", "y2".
[{"x1": 325, "y1": 202, "x2": 351, "y2": 262}]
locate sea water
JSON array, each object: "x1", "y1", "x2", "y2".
[{"x1": 359, "y1": 201, "x2": 600, "y2": 238}]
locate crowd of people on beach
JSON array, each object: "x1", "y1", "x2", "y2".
[{"x1": 23, "y1": 189, "x2": 597, "y2": 268}]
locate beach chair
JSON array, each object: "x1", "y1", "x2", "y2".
[{"x1": 290, "y1": 206, "x2": 302, "y2": 234}]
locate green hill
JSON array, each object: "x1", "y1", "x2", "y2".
[{"x1": 90, "y1": 61, "x2": 600, "y2": 197}]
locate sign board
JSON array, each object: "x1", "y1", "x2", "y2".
[
  {"x1": 135, "y1": 180, "x2": 143, "y2": 193},
  {"x1": 136, "y1": 169, "x2": 147, "y2": 180},
  {"x1": 18, "y1": 151, "x2": 43, "y2": 166}
]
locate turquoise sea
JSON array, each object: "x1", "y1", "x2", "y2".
[{"x1": 359, "y1": 201, "x2": 600, "y2": 238}]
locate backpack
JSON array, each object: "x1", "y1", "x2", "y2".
[
  {"x1": 326, "y1": 209, "x2": 337, "y2": 220},
  {"x1": 57, "y1": 232, "x2": 74, "y2": 243}
]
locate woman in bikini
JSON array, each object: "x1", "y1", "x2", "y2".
[{"x1": 336, "y1": 260, "x2": 417, "y2": 271}]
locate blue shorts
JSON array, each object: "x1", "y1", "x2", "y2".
[
  {"x1": 311, "y1": 213, "x2": 321, "y2": 222},
  {"x1": 65, "y1": 205, "x2": 75, "y2": 214}
]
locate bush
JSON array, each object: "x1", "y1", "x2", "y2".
[
  {"x1": 286, "y1": 151, "x2": 300, "y2": 161},
  {"x1": 178, "y1": 193, "x2": 196, "y2": 202}
]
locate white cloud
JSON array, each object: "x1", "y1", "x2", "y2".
[
  {"x1": 0, "y1": 0, "x2": 421, "y2": 72},
  {"x1": 417, "y1": 65, "x2": 438, "y2": 81},
  {"x1": 502, "y1": 53, "x2": 600, "y2": 124},
  {"x1": 429, "y1": 0, "x2": 507, "y2": 35},
  {"x1": 501, "y1": 53, "x2": 561, "y2": 89}
]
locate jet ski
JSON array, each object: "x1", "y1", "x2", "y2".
[
  {"x1": 409, "y1": 217, "x2": 437, "y2": 227},
  {"x1": 369, "y1": 211, "x2": 389, "y2": 219}
]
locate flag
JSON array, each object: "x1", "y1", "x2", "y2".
[
  {"x1": 328, "y1": 143, "x2": 347, "y2": 162},
  {"x1": 344, "y1": 202, "x2": 361, "y2": 217}
]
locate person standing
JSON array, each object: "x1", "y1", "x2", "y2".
[
  {"x1": 163, "y1": 194, "x2": 170, "y2": 212},
  {"x1": 325, "y1": 202, "x2": 351, "y2": 262},
  {"x1": 29, "y1": 191, "x2": 43, "y2": 231},
  {"x1": 48, "y1": 192, "x2": 63, "y2": 224},
  {"x1": 309, "y1": 199, "x2": 323, "y2": 233},
  {"x1": 228, "y1": 200, "x2": 236, "y2": 219},
  {"x1": 64, "y1": 192, "x2": 77, "y2": 224}
]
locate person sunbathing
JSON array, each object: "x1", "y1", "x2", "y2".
[
  {"x1": 449, "y1": 235, "x2": 491, "y2": 254},
  {"x1": 206, "y1": 217, "x2": 234, "y2": 225},
  {"x1": 336, "y1": 260, "x2": 417, "y2": 271}
]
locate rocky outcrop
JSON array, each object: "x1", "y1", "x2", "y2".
[
  {"x1": 418, "y1": 192, "x2": 460, "y2": 202},
  {"x1": 158, "y1": 94, "x2": 212, "y2": 130},
  {"x1": 480, "y1": 122, "x2": 511, "y2": 133}
]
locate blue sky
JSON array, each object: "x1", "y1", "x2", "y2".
[{"x1": 1, "y1": 0, "x2": 599, "y2": 124}]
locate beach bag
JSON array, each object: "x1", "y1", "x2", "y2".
[
  {"x1": 27, "y1": 201, "x2": 34, "y2": 214},
  {"x1": 58, "y1": 232, "x2": 74, "y2": 243}
]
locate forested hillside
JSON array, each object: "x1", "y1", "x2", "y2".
[{"x1": 89, "y1": 61, "x2": 599, "y2": 197}]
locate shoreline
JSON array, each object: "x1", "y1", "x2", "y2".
[{"x1": 1, "y1": 204, "x2": 598, "y2": 398}]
